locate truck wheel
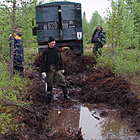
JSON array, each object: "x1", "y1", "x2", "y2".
[
  {"x1": 77, "y1": 54, "x2": 81, "y2": 56},
  {"x1": 73, "y1": 42, "x2": 83, "y2": 55}
]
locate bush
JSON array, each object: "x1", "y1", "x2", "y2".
[
  {"x1": 0, "y1": 62, "x2": 29, "y2": 134},
  {"x1": 97, "y1": 47, "x2": 140, "y2": 77}
]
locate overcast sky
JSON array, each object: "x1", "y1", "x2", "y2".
[
  {"x1": 0, "y1": 0, "x2": 111, "y2": 22},
  {"x1": 44, "y1": 0, "x2": 111, "y2": 22},
  {"x1": 69, "y1": 0, "x2": 111, "y2": 22}
]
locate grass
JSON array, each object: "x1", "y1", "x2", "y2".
[
  {"x1": 0, "y1": 42, "x2": 39, "y2": 135},
  {"x1": 97, "y1": 47, "x2": 140, "y2": 76},
  {"x1": 0, "y1": 57, "x2": 31, "y2": 134}
]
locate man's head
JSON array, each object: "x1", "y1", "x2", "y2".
[
  {"x1": 96, "y1": 24, "x2": 101, "y2": 31},
  {"x1": 15, "y1": 25, "x2": 22, "y2": 34},
  {"x1": 48, "y1": 36, "x2": 56, "y2": 48}
]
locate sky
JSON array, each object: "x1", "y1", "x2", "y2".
[
  {"x1": 0, "y1": 0, "x2": 111, "y2": 22},
  {"x1": 44, "y1": 0, "x2": 111, "y2": 22},
  {"x1": 69, "y1": 0, "x2": 111, "y2": 22}
]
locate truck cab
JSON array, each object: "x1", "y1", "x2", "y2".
[{"x1": 32, "y1": 1, "x2": 83, "y2": 55}]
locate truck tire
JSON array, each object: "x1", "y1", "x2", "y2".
[{"x1": 73, "y1": 42, "x2": 83, "y2": 55}]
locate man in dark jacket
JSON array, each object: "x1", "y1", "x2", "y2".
[
  {"x1": 9, "y1": 25, "x2": 24, "y2": 78},
  {"x1": 41, "y1": 36, "x2": 70, "y2": 100},
  {"x1": 91, "y1": 24, "x2": 106, "y2": 58}
]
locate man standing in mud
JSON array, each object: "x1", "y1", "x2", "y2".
[
  {"x1": 41, "y1": 36, "x2": 70, "y2": 100},
  {"x1": 91, "y1": 24, "x2": 106, "y2": 58}
]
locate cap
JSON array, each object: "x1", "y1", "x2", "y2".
[
  {"x1": 48, "y1": 36, "x2": 55, "y2": 43},
  {"x1": 96, "y1": 24, "x2": 101, "y2": 28}
]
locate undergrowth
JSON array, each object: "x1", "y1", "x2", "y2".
[
  {"x1": 97, "y1": 47, "x2": 140, "y2": 77},
  {"x1": 0, "y1": 62, "x2": 29, "y2": 134},
  {"x1": 0, "y1": 46, "x2": 38, "y2": 135}
]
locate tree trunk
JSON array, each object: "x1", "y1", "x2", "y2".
[
  {"x1": 111, "y1": 27, "x2": 114, "y2": 48},
  {"x1": 10, "y1": 0, "x2": 16, "y2": 79}
]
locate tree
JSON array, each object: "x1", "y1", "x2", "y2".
[
  {"x1": 89, "y1": 11, "x2": 105, "y2": 30},
  {"x1": 82, "y1": 11, "x2": 90, "y2": 44},
  {"x1": 0, "y1": 0, "x2": 38, "y2": 79},
  {"x1": 106, "y1": 0, "x2": 140, "y2": 48},
  {"x1": 10, "y1": 0, "x2": 16, "y2": 79}
]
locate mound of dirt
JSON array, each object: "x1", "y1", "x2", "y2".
[
  {"x1": 34, "y1": 49, "x2": 97, "y2": 75},
  {"x1": 63, "y1": 50, "x2": 140, "y2": 134},
  {"x1": 61, "y1": 49, "x2": 97, "y2": 75},
  {"x1": 33, "y1": 49, "x2": 140, "y2": 134},
  {"x1": 78, "y1": 68, "x2": 140, "y2": 132}
]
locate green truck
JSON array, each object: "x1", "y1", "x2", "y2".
[{"x1": 32, "y1": 1, "x2": 83, "y2": 55}]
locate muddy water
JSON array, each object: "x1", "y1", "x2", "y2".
[{"x1": 48, "y1": 103, "x2": 137, "y2": 140}]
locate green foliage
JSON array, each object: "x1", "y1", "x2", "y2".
[
  {"x1": 24, "y1": 46, "x2": 38, "y2": 65},
  {"x1": 0, "y1": 3, "x2": 12, "y2": 55},
  {"x1": 82, "y1": 12, "x2": 91, "y2": 45},
  {"x1": 105, "y1": 0, "x2": 140, "y2": 48},
  {"x1": 97, "y1": 47, "x2": 140, "y2": 77},
  {"x1": 0, "y1": 0, "x2": 38, "y2": 57},
  {"x1": 15, "y1": 0, "x2": 38, "y2": 47},
  {"x1": 0, "y1": 61, "x2": 29, "y2": 134},
  {"x1": 0, "y1": 1, "x2": 40, "y2": 133}
]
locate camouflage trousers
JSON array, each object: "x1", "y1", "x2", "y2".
[
  {"x1": 93, "y1": 42, "x2": 99, "y2": 53},
  {"x1": 46, "y1": 64, "x2": 66, "y2": 88},
  {"x1": 93, "y1": 42, "x2": 102, "y2": 55}
]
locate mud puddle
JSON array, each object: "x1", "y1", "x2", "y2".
[{"x1": 48, "y1": 103, "x2": 137, "y2": 140}]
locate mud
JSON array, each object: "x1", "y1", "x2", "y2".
[
  {"x1": 33, "y1": 49, "x2": 140, "y2": 135},
  {"x1": 1, "y1": 49, "x2": 140, "y2": 139},
  {"x1": 48, "y1": 104, "x2": 138, "y2": 139}
]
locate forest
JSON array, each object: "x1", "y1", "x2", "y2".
[{"x1": 0, "y1": 0, "x2": 140, "y2": 139}]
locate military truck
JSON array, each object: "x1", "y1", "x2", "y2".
[{"x1": 32, "y1": 1, "x2": 83, "y2": 55}]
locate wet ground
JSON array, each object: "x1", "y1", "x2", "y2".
[
  {"x1": 49, "y1": 103, "x2": 137, "y2": 140},
  {"x1": 48, "y1": 88, "x2": 138, "y2": 140},
  {"x1": 1, "y1": 49, "x2": 140, "y2": 140},
  {"x1": 31, "y1": 49, "x2": 140, "y2": 139}
]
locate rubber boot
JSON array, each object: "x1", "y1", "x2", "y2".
[{"x1": 62, "y1": 86, "x2": 70, "y2": 100}]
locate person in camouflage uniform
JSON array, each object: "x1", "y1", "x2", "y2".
[{"x1": 41, "y1": 36, "x2": 70, "y2": 100}]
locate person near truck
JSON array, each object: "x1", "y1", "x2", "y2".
[
  {"x1": 91, "y1": 24, "x2": 106, "y2": 58},
  {"x1": 9, "y1": 25, "x2": 24, "y2": 78},
  {"x1": 41, "y1": 36, "x2": 70, "y2": 100}
]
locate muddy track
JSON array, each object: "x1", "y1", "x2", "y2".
[
  {"x1": 1, "y1": 49, "x2": 140, "y2": 139},
  {"x1": 34, "y1": 49, "x2": 140, "y2": 134}
]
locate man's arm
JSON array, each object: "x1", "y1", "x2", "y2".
[
  {"x1": 91, "y1": 33, "x2": 94, "y2": 43},
  {"x1": 59, "y1": 52, "x2": 64, "y2": 70},
  {"x1": 91, "y1": 29, "x2": 96, "y2": 43},
  {"x1": 101, "y1": 30, "x2": 106, "y2": 45}
]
